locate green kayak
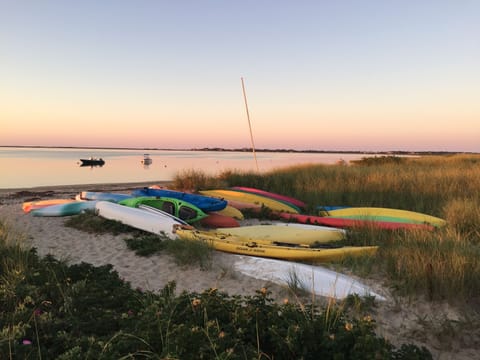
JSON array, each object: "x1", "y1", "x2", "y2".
[{"x1": 119, "y1": 196, "x2": 207, "y2": 224}]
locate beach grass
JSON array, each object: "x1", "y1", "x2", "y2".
[{"x1": 181, "y1": 154, "x2": 480, "y2": 304}]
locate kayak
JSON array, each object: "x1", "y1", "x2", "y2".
[
  {"x1": 95, "y1": 201, "x2": 182, "y2": 239},
  {"x1": 119, "y1": 196, "x2": 207, "y2": 224},
  {"x1": 131, "y1": 188, "x2": 227, "y2": 212},
  {"x1": 199, "y1": 189, "x2": 299, "y2": 213},
  {"x1": 278, "y1": 212, "x2": 435, "y2": 231},
  {"x1": 23, "y1": 198, "x2": 77, "y2": 213},
  {"x1": 230, "y1": 186, "x2": 306, "y2": 209},
  {"x1": 317, "y1": 206, "x2": 446, "y2": 227},
  {"x1": 174, "y1": 227, "x2": 377, "y2": 262},
  {"x1": 215, "y1": 223, "x2": 346, "y2": 246},
  {"x1": 31, "y1": 201, "x2": 97, "y2": 217}
]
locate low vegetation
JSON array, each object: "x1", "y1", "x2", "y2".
[{"x1": 0, "y1": 220, "x2": 431, "y2": 358}]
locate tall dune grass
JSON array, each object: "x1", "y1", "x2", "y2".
[{"x1": 176, "y1": 154, "x2": 480, "y2": 303}]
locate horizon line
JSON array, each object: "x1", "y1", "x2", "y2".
[{"x1": 0, "y1": 145, "x2": 478, "y2": 155}]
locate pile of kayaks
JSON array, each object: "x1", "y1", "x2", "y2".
[{"x1": 22, "y1": 185, "x2": 447, "y2": 264}]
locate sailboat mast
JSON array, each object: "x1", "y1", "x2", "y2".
[{"x1": 241, "y1": 77, "x2": 259, "y2": 172}]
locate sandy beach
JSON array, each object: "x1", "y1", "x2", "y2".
[{"x1": 0, "y1": 182, "x2": 478, "y2": 359}]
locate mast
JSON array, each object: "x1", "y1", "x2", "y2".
[{"x1": 241, "y1": 77, "x2": 259, "y2": 172}]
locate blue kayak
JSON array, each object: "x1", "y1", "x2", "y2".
[{"x1": 131, "y1": 188, "x2": 228, "y2": 212}]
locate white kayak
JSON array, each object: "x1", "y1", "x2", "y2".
[
  {"x1": 95, "y1": 201, "x2": 182, "y2": 239},
  {"x1": 232, "y1": 254, "x2": 386, "y2": 301}
]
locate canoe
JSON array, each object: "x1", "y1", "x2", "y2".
[
  {"x1": 232, "y1": 255, "x2": 386, "y2": 300},
  {"x1": 278, "y1": 212, "x2": 435, "y2": 231},
  {"x1": 317, "y1": 206, "x2": 446, "y2": 227},
  {"x1": 77, "y1": 191, "x2": 133, "y2": 202},
  {"x1": 174, "y1": 227, "x2": 377, "y2": 262},
  {"x1": 23, "y1": 198, "x2": 77, "y2": 213},
  {"x1": 95, "y1": 201, "x2": 181, "y2": 239},
  {"x1": 199, "y1": 189, "x2": 299, "y2": 213},
  {"x1": 200, "y1": 213, "x2": 241, "y2": 228},
  {"x1": 215, "y1": 223, "x2": 346, "y2": 246},
  {"x1": 131, "y1": 188, "x2": 227, "y2": 212},
  {"x1": 31, "y1": 201, "x2": 97, "y2": 217},
  {"x1": 119, "y1": 196, "x2": 207, "y2": 224},
  {"x1": 230, "y1": 186, "x2": 306, "y2": 209}
]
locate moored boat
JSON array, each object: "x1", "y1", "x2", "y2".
[
  {"x1": 80, "y1": 157, "x2": 105, "y2": 166},
  {"x1": 141, "y1": 154, "x2": 152, "y2": 165}
]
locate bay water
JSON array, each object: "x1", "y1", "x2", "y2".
[{"x1": 0, "y1": 147, "x2": 375, "y2": 189}]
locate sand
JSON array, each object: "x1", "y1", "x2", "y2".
[{"x1": 0, "y1": 182, "x2": 478, "y2": 359}]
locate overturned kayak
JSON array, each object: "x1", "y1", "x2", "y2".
[
  {"x1": 232, "y1": 255, "x2": 386, "y2": 300},
  {"x1": 95, "y1": 201, "x2": 182, "y2": 239},
  {"x1": 317, "y1": 206, "x2": 446, "y2": 227},
  {"x1": 31, "y1": 201, "x2": 97, "y2": 217},
  {"x1": 23, "y1": 198, "x2": 77, "y2": 213},
  {"x1": 230, "y1": 186, "x2": 306, "y2": 209},
  {"x1": 77, "y1": 191, "x2": 133, "y2": 202},
  {"x1": 199, "y1": 189, "x2": 300, "y2": 213}
]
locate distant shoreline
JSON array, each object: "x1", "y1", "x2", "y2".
[{"x1": 1, "y1": 145, "x2": 476, "y2": 156}]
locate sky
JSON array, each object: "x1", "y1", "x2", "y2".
[{"x1": 1, "y1": 0, "x2": 479, "y2": 152}]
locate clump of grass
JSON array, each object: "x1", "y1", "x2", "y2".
[
  {"x1": 173, "y1": 169, "x2": 226, "y2": 191},
  {"x1": 64, "y1": 210, "x2": 140, "y2": 235},
  {"x1": 443, "y1": 198, "x2": 480, "y2": 242},
  {"x1": 124, "y1": 235, "x2": 213, "y2": 270},
  {"x1": 124, "y1": 234, "x2": 170, "y2": 256},
  {"x1": 285, "y1": 268, "x2": 310, "y2": 298}
]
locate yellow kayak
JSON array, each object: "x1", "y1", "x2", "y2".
[
  {"x1": 214, "y1": 205, "x2": 244, "y2": 220},
  {"x1": 174, "y1": 227, "x2": 377, "y2": 262},
  {"x1": 199, "y1": 189, "x2": 299, "y2": 214},
  {"x1": 216, "y1": 223, "x2": 345, "y2": 246},
  {"x1": 199, "y1": 189, "x2": 298, "y2": 214},
  {"x1": 318, "y1": 207, "x2": 446, "y2": 227}
]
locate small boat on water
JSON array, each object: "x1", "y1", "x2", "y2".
[
  {"x1": 141, "y1": 154, "x2": 152, "y2": 165},
  {"x1": 80, "y1": 157, "x2": 105, "y2": 166}
]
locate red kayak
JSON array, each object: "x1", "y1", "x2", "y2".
[
  {"x1": 200, "y1": 213, "x2": 240, "y2": 228},
  {"x1": 278, "y1": 212, "x2": 435, "y2": 231}
]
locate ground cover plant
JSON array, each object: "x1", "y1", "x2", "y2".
[{"x1": 0, "y1": 220, "x2": 431, "y2": 359}]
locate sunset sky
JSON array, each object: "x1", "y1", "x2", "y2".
[{"x1": 1, "y1": 1, "x2": 479, "y2": 152}]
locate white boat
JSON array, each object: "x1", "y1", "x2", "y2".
[
  {"x1": 141, "y1": 154, "x2": 152, "y2": 165},
  {"x1": 95, "y1": 201, "x2": 181, "y2": 239},
  {"x1": 232, "y1": 255, "x2": 386, "y2": 300}
]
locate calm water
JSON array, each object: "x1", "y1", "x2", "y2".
[{"x1": 0, "y1": 147, "x2": 375, "y2": 189}]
